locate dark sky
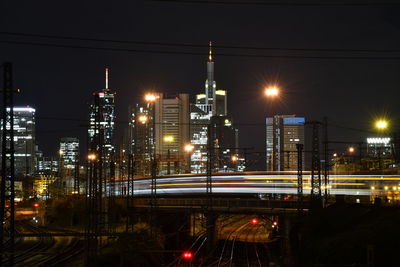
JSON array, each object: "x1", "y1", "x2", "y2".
[{"x1": 1, "y1": 1, "x2": 400, "y2": 166}]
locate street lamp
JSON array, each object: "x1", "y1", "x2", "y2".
[
  {"x1": 144, "y1": 93, "x2": 157, "y2": 103},
  {"x1": 348, "y1": 146, "x2": 355, "y2": 153},
  {"x1": 138, "y1": 114, "x2": 148, "y2": 124},
  {"x1": 184, "y1": 144, "x2": 194, "y2": 173},
  {"x1": 264, "y1": 85, "x2": 280, "y2": 171},
  {"x1": 164, "y1": 136, "x2": 174, "y2": 174},
  {"x1": 264, "y1": 86, "x2": 279, "y2": 98},
  {"x1": 375, "y1": 119, "x2": 388, "y2": 131}
]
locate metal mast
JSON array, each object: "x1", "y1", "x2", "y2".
[{"x1": 0, "y1": 62, "x2": 18, "y2": 265}]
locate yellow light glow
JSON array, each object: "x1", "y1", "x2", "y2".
[
  {"x1": 385, "y1": 186, "x2": 389, "y2": 190},
  {"x1": 87, "y1": 154, "x2": 96, "y2": 161},
  {"x1": 164, "y1": 136, "x2": 174, "y2": 142},
  {"x1": 265, "y1": 87, "x2": 279, "y2": 97},
  {"x1": 138, "y1": 115, "x2": 148, "y2": 124},
  {"x1": 333, "y1": 153, "x2": 337, "y2": 157},
  {"x1": 348, "y1": 147, "x2": 355, "y2": 153},
  {"x1": 231, "y1": 155, "x2": 239, "y2": 162},
  {"x1": 145, "y1": 93, "x2": 157, "y2": 102},
  {"x1": 371, "y1": 186, "x2": 375, "y2": 190},
  {"x1": 216, "y1": 90, "x2": 226, "y2": 96},
  {"x1": 184, "y1": 144, "x2": 194, "y2": 153},
  {"x1": 59, "y1": 149, "x2": 64, "y2": 155},
  {"x1": 375, "y1": 120, "x2": 388, "y2": 130}
]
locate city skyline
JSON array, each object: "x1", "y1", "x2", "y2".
[{"x1": 2, "y1": 2, "x2": 399, "y2": 161}]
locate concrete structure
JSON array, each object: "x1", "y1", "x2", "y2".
[
  {"x1": 266, "y1": 115, "x2": 305, "y2": 171},
  {"x1": 0, "y1": 107, "x2": 36, "y2": 178},
  {"x1": 154, "y1": 93, "x2": 190, "y2": 174}
]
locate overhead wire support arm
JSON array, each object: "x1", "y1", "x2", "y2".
[{"x1": 0, "y1": 62, "x2": 19, "y2": 265}]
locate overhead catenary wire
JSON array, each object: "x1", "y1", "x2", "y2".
[
  {"x1": 1, "y1": 31, "x2": 400, "y2": 53},
  {"x1": 2, "y1": 40, "x2": 400, "y2": 61},
  {"x1": 152, "y1": 0, "x2": 400, "y2": 6}
]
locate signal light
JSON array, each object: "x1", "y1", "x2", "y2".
[
  {"x1": 33, "y1": 203, "x2": 39, "y2": 208},
  {"x1": 182, "y1": 251, "x2": 193, "y2": 260},
  {"x1": 251, "y1": 218, "x2": 259, "y2": 224}
]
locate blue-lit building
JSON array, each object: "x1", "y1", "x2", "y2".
[{"x1": 266, "y1": 115, "x2": 305, "y2": 171}]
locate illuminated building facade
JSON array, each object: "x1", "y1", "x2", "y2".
[
  {"x1": 129, "y1": 103, "x2": 153, "y2": 176},
  {"x1": 0, "y1": 107, "x2": 36, "y2": 178},
  {"x1": 266, "y1": 115, "x2": 305, "y2": 171},
  {"x1": 88, "y1": 68, "x2": 116, "y2": 162},
  {"x1": 59, "y1": 137, "x2": 79, "y2": 171},
  {"x1": 190, "y1": 42, "x2": 241, "y2": 173},
  {"x1": 154, "y1": 93, "x2": 190, "y2": 174}
]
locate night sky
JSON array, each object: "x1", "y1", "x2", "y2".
[{"x1": 1, "y1": 1, "x2": 400, "y2": 167}]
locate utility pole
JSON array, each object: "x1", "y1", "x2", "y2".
[
  {"x1": 296, "y1": 143, "x2": 303, "y2": 213},
  {"x1": 206, "y1": 122, "x2": 216, "y2": 253},
  {"x1": 323, "y1": 117, "x2": 329, "y2": 203},
  {"x1": 309, "y1": 121, "x2": 322, "y2": 208},
  {"x1": 0, "y1": 62, "x2": 19, "y2": 265}
]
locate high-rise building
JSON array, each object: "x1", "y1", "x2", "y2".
[
  {"x1": 59, "y1": 137, "x2": 79, "y2": 171},
  {"x1": 130, "y1": 93, "x2": 190, "y2": 175},
  {"x1": 154, "y1": 93, "x2": 190, "y2": 174},
  {"x1": 266, "y1": 115, "x2": 305, "y2": 171},
  {"x1": 129, "y1": 103, "x2": 154, "y2": 176},
  {"x1": 88, "y1": 68, "x2": 116, "y2": 162},
  {"x1": 0, "y1": 107, "x2": 36, "y2": 178},
  {"x1": 190, "y1": 42, "x2": 240, "y2": 173}
]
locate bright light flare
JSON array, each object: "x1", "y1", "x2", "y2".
[
  {"x1": 182, "y1": 251, "x2": 193, "y2": 260},
  {"x1": 144, "y1": 93, "x2": 157, "y2": 102},
  {"x1": 348, "y1": 147, "x2": 355, "y2": 153},
  {"x1": 184, "y1": 144, "x2": 194, "y2": 153},
  {"x1": 231, "y1": 155, "x2": 239, "y2": 162},
  {"x1": 375, "y1": 120, "x2": 388, "y2": 130},
  {"x1": 250, "y1": 218, "x2": 259, "y2": 224},
  {"x1": 264, "y1": 87, "x2": 279, "y2": 97},
  {"x1": 88, "y1": 154, "x2": 97, "y2": 161},
  {"x1": 164, "y1": 136, "x2": 174, "y2": 142},
  {"x1": 33, "y1": 203, "x2": 39, "y2": 208},
  {"x1": 138, "y1": 115, "x2": 148, "y2": 124}
]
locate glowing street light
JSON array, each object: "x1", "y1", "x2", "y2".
[
  {"x1": 87, "y1": 153, "x2": 97, "y2": 161},
  {"x1": 375, "y1": 119, "x2": 388, "y2": 131},
  {"x1": 184, "y1": 144, "x2": 194, "y2": 153},
  {"x1": 231, "y1": 155, "x2": 239, "y2": 162},
  {"x1": 264, "y1": 86, "x2": 279, "y2": 98},
  {"x1": 144, "y1": 93, "x2": 157, "y2": 102},
  {"x1": 348, "y1": 146, "x2": 355, "y2": 153},
  {"x1": 138, "y1": 114, "x2": 148, "y2": 124}
]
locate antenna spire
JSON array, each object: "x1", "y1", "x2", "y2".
[
  {"x1": 208, "y1": 41, "x2": 213, "y2": 62},
  {"x1": 105, "y1": 67, "x2": 109, "y2": 90}
]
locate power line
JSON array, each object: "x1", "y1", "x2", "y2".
[
  {"x1": 2, "y1": 40, "x2": 400, "y2": 60},
  {"x1": 152, "y1": 0, "x2": 400, "y2": 6},
  {"x1": 1, "y1": 31, "x2": 400, "y2": 53}
]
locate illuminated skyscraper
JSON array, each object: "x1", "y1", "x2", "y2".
[
  {"x1": 266, "y1": 115, "x2": 305, "y2": 171},
  {"x1": 59, "y1": 137, "x2": 79, "y2": 171},
  {"x1": 88, "y1": 68, "x2": 116, "y2": 162},
  {"x1": 190, "y1": 42, "x2": 239, "y2": 173},
  {"x1": 0, "y1": 107, "x2": 36, "y2": 178},
  {"x1": 129, "y1": 103, "x2": 153, "y2": 176}
]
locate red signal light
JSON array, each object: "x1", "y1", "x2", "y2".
[
  {"x1": 182, "y1": 251, "x2": 193, "y2": 260},
  {"x1": 251, "y1": 218, "x2": 259, "y2": 224},
  {"x1": 33, "y1": 203, "x2": 39, "y2": 208}
]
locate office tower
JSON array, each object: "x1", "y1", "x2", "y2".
[
  {"x1": 88, "y1": 68, "x2": 116, "y2": 162},
  {"x1": 190, "y1": 42, "x2": 240, "y2": 173},
  {"x1": 59, "y1": 137, "x2": 79, "y2": 173},
  {"x1": 129, "y1": 103, "x2": 154, "y2": 176},
  {"x1": 0, "y1": 107, "x2": 36, "y2": 178},
  {"x1": 154, "y1": 93, "x2": 190, "y2": 174},
  {"x1": 266, "y1": 115, "x2": 305, "y2": 171}
]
